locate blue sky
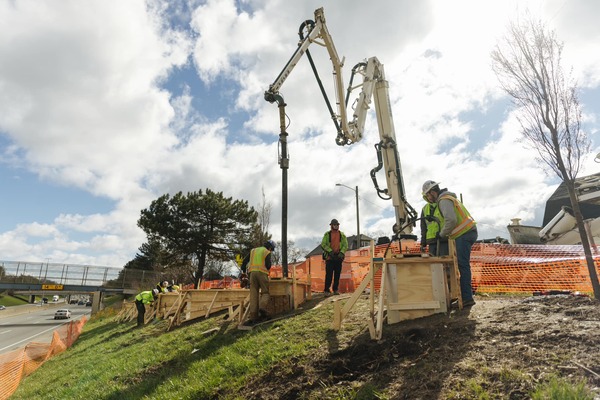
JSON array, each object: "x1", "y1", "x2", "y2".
[{"x1": 0, "y1": 0, "x2": 598, "y2": 268}]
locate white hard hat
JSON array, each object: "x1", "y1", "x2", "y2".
[
  {"x1": 422, "y1": 180, "x2": 440, "y2": 195},
  {"x1": 152, "y1": 289, "x2": 159, "y2": 296}
]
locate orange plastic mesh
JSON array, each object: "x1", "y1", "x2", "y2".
[
  {"x1": 0, "y1": 317, "x2": 87, "y2": 400},
  {"x1": 201, "y1": 243, "x2": 600, "y2": 295}
]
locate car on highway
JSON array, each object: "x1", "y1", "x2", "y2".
[
  {"x1": 0, "y1": 305, "x2": 6, "y2": 310},
  {"x1": 85, "y1": 300, "x2": 92, "y2": 307},
  {"x1": 54, "y1": 309, "x2": 72, "y2": 320}
]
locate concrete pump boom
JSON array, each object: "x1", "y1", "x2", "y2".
[{"x1": 265, "y1": 7, "x2": 417, "y2": 236}]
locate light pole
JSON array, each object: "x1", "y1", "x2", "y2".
[{"x1": 335, "y1": 183, "x2": 360, "y2": 249}]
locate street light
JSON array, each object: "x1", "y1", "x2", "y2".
[{"x1": 335, "y1": 183, "x2": 360, "y2": 249}]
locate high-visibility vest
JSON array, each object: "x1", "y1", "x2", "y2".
[
  {"x1": 247, "y1": 246, "x2": 270, "y2": 275},
  {"x1": 321, "y1": 230, "x2": 349, "y2": 259},
  {"x1": 423, "y1": 203, "x2": 444, "y2": 242},
  {"x1": 135, "y1": 291, "x2": 154, "y2": 304},
  {"x1": 439, "y1": 194, "x2": 476, "y2": 239}
]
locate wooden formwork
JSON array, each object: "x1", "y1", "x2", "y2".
[
  {"x1": 154, "y1": 289, "x2": 250, "y2": 330},
  {"x1": 332, "y1": 240, "x2": 461, "y2": 340},
  {"x1": 117, "y1": 279, "x2": 312, "y2": 330},
  {"x1": 116, "y1": 301, "x2": 136, "y2": 322},
  {"x1": 115, "y1": 301, "x2": 157, "y2": 325}
]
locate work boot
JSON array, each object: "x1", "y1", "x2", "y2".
[
  {"x1": 324, "y1": 291, "x2": 332, "y2": 297},
  {"x1": 463, "y1": 299, "x2": 476, "y2": 307},
  {"x1": 333, "y1": 291, "x2": 340, "y2": 295}
]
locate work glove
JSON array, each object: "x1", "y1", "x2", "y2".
[
  {"x1": 425, "y1": 215, "x2": 437, "y2": 222},
  {"x1": 435, "y1": 232, "x2": 448, "y2": 242},
  {"x1": 339, "y1": 253, "x2": 345, "y2": 261}
]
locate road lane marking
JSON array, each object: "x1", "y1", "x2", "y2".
[{"x1": 0, "y1": 320, "x2": 74, "y2": 353}]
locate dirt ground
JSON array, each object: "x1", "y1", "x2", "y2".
[{"x1": 242, "y1": 293, "x2": 600, "y2": 399}]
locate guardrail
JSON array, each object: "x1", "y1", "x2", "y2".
[{"x1": 0, "y1": 260, "x2": 161, "y2": 292}]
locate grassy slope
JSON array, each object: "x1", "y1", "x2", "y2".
[
  {"x1": 10, "y1": 295, "x2": 597, "y2": 400},
  {"x1": 0, "y1": 294, "x2": 30, "y2": 306},
  {"x1": 11, "y1": 300, "x2": 342, "y2": 400}
]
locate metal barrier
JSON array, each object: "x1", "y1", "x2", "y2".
[{"x1": 0, "y1": 261, "x2": 161, "y2": 293}]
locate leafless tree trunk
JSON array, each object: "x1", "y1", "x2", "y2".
[
  {"x1": 271, "y1": 240, "x2": 307, "y2": 265},
  {"x1": 258, "y1": 187, "x2": 272, "y2": 244},
  {"x1": 491, "y1": 14, "x2": 599, "y2": 299}
]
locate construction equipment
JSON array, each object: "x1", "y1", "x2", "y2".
[{"x1": 264, "y1": 7, "x2": 417, "y2": 238}]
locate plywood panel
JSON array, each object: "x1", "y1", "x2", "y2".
[{"x1": 387, "y1": 261, "x2": 448, "y2": 323}]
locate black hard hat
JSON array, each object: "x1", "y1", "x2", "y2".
[
  {"x1": 330, "y1": 219, "x2": 339, "y2": 225},
  {"x1": 264, "y1": 240, "x2": 276, "y2": 250}
]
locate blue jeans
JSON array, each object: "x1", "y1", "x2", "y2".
[
  {"x1": 429, "y1": 241, "x2": 449, "y2": 257},
  {"x1": 455, "y1": 229, "x2": 477, "y2": 302}
]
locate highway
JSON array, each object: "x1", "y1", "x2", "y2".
[{"x1": 0, "y1": 303, "x2": 91, "y2": 354}]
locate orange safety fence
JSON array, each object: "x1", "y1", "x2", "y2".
[
  {"x1": 200, "y1": 242, "x2": 600, "y2": 295},
  {"x1": 0, "y1": 316, "x2": 87, "y2": 400},
  {"x1": 2, "y1": 244, "x2": 598, "y2": 399}
]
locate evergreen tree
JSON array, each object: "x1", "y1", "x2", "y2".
[{"x1": 137, "y1": 189, "x2": 258, "y2": 287}]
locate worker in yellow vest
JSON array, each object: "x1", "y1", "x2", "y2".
[
  {"x1": 241, "y1": 240, "x2": 276, "y2": 324},
  {"x1": 419, "y1": 194, "x2": 446, "y2": 256},
  {"x1": 135, "y1": 289, "x2": 159, "y2": 327},
  {"x1": 422, "y1": 180, "x2": 477, "y2": 307},
  {"x1": 156, "y1": 281, "x2": 169, "y2": 293}
]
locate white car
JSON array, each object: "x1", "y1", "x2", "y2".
[{"x1": 54, "y1": 309, "x2": 72, "y2": 319}]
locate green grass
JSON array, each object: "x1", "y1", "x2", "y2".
[
  {"x1": 0, "y1": 294, "x2": 30, "y2": 306},
  {"x1": 9, "y1": 298, "x2": 598, "y2": 400},
  {"x1": 531, "y1": 376, "x2": 595, "y2": 400},
  {"x1": 11, "y1": 302, "x2": 336, "y2": 400}
]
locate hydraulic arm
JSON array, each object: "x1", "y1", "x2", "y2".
[{"x1": 265, "y1": 7, "x2": 417, "y2": 236}]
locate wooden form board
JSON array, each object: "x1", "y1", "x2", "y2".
[
  {"x1": 135, "y1": 280, "x2": 312, "y2": 330},
  {"x1": 385, "y1": 259, "x2": 448, "y2": 324},
  {"x1": 331, "y1": 240, "x2": 461, "y2": 340},
  {"x1": 156, "y1": 289, "x2": 250, "y2": 328},
  {"x1": 268, "y1": 279, "x2": 311, "y2": 310}
]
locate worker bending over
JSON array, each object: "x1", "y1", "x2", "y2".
[
  {"x1": 241, "y1": 240, "x2": 276, "y2": 325},
  {"x1": 135, "y1": 289, "x2": 159, "y2": 327}
]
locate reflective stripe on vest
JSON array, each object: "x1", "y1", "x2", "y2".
[
  {"x1": 248, "y1": 246, "x2": 270, "y2": 274},
  {"x1": 439, "y1": 195, "x2": 476, "y2": 239}
]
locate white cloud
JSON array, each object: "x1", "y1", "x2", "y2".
[{"x1": 0, "y1": 0, "x2": 598, "y2": 267}]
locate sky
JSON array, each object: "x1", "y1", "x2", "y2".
[{"x1": 0, "y1": 0, "x2": 599, "y2": 268}]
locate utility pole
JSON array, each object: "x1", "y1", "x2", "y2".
[{"x1": 336, "y1": 183, "x2": 360, "y2": 249}]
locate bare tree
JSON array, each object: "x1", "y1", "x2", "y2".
[
  {"x1": 257, "y1": 187, "x2": 272, "y2": 245},
  {"x1": 271, "y1": 240, "x2": 307, "y2": 265},
  {"x1": 491, "y1": 14, "x2": 599, "y2": 299}
]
